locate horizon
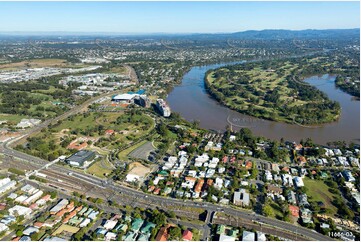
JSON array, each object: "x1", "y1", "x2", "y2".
[
  {"x1": 0, "y1": 1, "x2": 359, "y2": 33},
  {"x1": 0, "y1": 27, "x2": 359, "y2": 36}
]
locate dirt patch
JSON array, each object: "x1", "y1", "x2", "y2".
[{"x1": 128, "y1": 162, "x2": 152, "y2": 178}]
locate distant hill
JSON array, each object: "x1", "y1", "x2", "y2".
[{"x1": 192, "y1": 28, "x2": 360, "y2": 40}]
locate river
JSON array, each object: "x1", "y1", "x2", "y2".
[{"x1": 167, "y1": 62, "x2": 360, "y2": 145}]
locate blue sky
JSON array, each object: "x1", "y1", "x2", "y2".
[{"x1": 0, "y1": 1, "x2": 359, "y2": 33}]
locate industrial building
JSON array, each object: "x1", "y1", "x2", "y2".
[
  {"x1": 134, "y1": 95, "x2": 151, "y2": 108},
  {"x1": 65, "y1": 150, "x2": 96, "y2": 168},
  {"x1": 156, "y1": 99, "x2": 171, "y2": 117},
  {"x1": 111, "y1": 93, "x2": 137, "y2": 103}
]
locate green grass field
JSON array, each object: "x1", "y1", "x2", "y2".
[
  {"x1": 87, "y1": 160, "x2": 113, "y2": 178},
  {"x1": 0, "y1": 114, "x2": 28, "y2": 123},
  {"x1": 303, "y1": 177, "x2": 338, "y2": 216}
]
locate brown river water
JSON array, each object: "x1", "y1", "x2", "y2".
[{"x1": 167, "y1": 62, "x2": 360, "y2": 145}]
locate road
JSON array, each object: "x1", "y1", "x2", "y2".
[
  {"x1": 0, "y1": 96, "x2": 333, "y2": 242},
  {"x1": 0, "y1": 146, "x2": 333, "y2": 241}
]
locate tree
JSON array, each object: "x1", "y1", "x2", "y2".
[
  {"x1": 263, "y1": 205, "x2": 275, "y2": 217},
  {"x1": 168, "y1": 227, "x2": 182, "y2": 240}
]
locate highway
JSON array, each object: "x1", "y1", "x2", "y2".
[{"x1": 0, "y1": 94, "x2": 333, "y2": 241}]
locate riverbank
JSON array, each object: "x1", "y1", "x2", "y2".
[{"x1": 167, "y1": 61, "x2": 359, "y2": 145}]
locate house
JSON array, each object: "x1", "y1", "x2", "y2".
[
  {"x1": 140, "y1": 221, "x2": 156, "y2": 234},
  {"x1": 214, "y1": 178, "x2": 223, "y2": 190},
  {"x1": 1, "y1": 215, "x2": 16, "y2": 225},
  {"x1": 23, "y1": 190, "x2": 43, "y2": 205},
  {"x1": 300, "y1": 208, "x2": 313, "y2": 224},
  {"x1": 242, "y1": 230, "x2": 256, "y2": 241},
  {"x1": 293, "y1": 177, "x2": 304, "y2": 188},
  {"x1": 245, "y1": 161, "x2": 253, "y2": 170},
  {"x1": 9, "y1": 205, "x2": 32, "y2": 217},
  {"x1": 271, "y1": 163, "x2": 280, "y2": 173},
  {"x1": 155, "y1": 225, "x2": 171, "y2": 241},
  {"x1": 131, "y1": 218, "x2": 144, "y2": 232},
  {"x1": 0, "y1": 178, "x2": 16, "y2": 194},
  {"x1": 0, "y1": 222, "x2": 9, "y2": 233},
  {"x1": 267, "y1": 185, "x2": 283, "y2": 195},
  {"x1": 287, "y1": 191, "x2": 297, "y2": 205},
  {"x1": 23, "y1": 226, "x2": 39, "y2": 236},
  {"x1": 194, "y1": 179, "x2": 204, "y2": 193},
  {"x1": 342, "y1": 170, "x2": 356, "y2": 182},
  {"x1": 289, "y1": 205, "x2": 300, "y2": 217},
  {"x1": 105, "y1": 129, "x2": 115, "y2": 136},
  {"x1": 219, "y1": 234, "x2": 236, "y2": 241},
  {"x1": 298, "y1": 193, "x2": 309, "y2": 207},
  {"x1": 105, "y1": 232, "x2": 117, "y2": 241},
  {"x1": 21, "y1": 184, "x2": 37, "y2": 195},
  {"x1": 182, "y1": 177, "x2": 197, "y2": 189},
  {"x1": 282, "y1": 174, "x2": 293, "y2": 187},
  {"x1": 86, "y1": 211, "x2": 98, "y2": 221},
  {"x1": 257, "y1": 232, "x2": 267, "y2": 241},
  {"x1": 218, "y1": 167, "x2": 225, "y2": 174},
  {"x1": 264, "y1": 170, "x2": 273, "y2": 181},
  {"x1": 104, "y1": 219, "x2": 118, "y2": 230},
  {"x1": 233, "y1": 189, "x2": 250, "y2": 207},
  {"x1": 79, "y1": 218, "x2": 91, "y2": 228},
  {"x1": 205, "y1": 169, "x2": 215, "y2": 178},
  {"x1": 33, "y1": 222, "x2": 44, "y2": 229},
  {"x1": 182, "y1": 230, "x2": 193, "y2": 241}
]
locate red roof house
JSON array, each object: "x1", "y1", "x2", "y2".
[
  {"x1": 182, "y1": 229, "x2": 193, "y2": 241},
  {"x1": 289, "y1": 205, "x2": 300, "y2": 217}
]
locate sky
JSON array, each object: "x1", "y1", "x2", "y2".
[{"x1": 0, "y1": 1, "x2": 359, "y2": 33}]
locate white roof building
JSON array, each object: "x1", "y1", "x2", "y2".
[
  {"x1": 126, "y1": 174, "x2": 140, "y2": 182},
  {"x1": 9, "y1": 205, "x2": 32, "y2": 217},
  {"x1": 23, "y1": 226, "x2": 39, "y2": 236},
  {"x1": 242, "y1": 231, "x2": 256, "y2": 241},
  {"x1": 103, "y1": 220, "x2": 118, "y2": 230},
  {"x1": 214, "y1": 177, "x2": 223, "y2": 189},
  {"x1": 293, "y1": 177, "x2": 304, "y2": 188},
  {"x1": 79, "y1": 218, "x2": 91, "y2": 228},
  {"x1": 257, "y1": 231, "x2": 267, "y2": 241},
  {"x1": 219, "y1": 234, "x2": 236, "y2": 241},
  {"x1": 23, "y1": 190, "x2": 43, "y2": 205},
  {"x1": 0, "y1": 223, "x2": 9, "y2": 233},
  {"x1": 21, "y1": 184, "x2": 37, "y2": 195}
]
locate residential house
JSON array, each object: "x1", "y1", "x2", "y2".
[
  {"x1": 233, "y1": 189, "x2": 250, "y2": 207},
  {"x1": 297, "y1": 193, "x2": 309, "y2": 207},
  {"x1": 267, "y1": 185, "x2": 283, "y2": 195},
  {"x1": 182, "y1": 230, "x2": 193, "y2": 241},
  {"x1": 289, "y1": 205, "x2": 300, "y2": 217},
  {"x1": 242, "y1": 231, "x2": 256, "y2": 241},
  {"x1": 293, "y1": 177, "x2": 304, "y2": 188},
  {"x1": 300, "y1": 208, "x2": 313, "y2": 224}
]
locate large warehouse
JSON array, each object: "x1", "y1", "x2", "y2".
[
  {"x1": 65, "y1": 150, "x2": 96, "y2": 168},
  {"x1": 111, "y1": 93, "x2": 137, "y2": 103}
]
